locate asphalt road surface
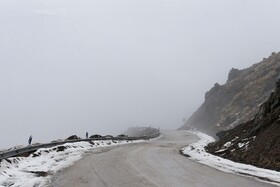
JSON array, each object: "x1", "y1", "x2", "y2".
[{"x1": 52, "y1": 130, "x2": 276, "y2": 187}]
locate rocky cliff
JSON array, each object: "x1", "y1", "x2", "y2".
[
  {"x1": 180, "y1": 52, "x2": 280, "y2": 135},
  {"x1": 206, "y1": 79, "x2": 280, "y2": 171}
]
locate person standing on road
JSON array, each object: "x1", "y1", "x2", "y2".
[
  {"x1": 28, "y1": 135, "x2": 32, "y2": 146},
  {"x1": 86, "y1": 132, "x2": 88, "y2": 139}
]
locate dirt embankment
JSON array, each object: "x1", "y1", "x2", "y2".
[{"x1": 207, "y1": 79, "x2": 280, "y2": 171}]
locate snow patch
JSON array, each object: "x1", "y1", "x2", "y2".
[
  {"x1": 181, "y1": 130, "x2": 280, "y2": 186},
  {"x1": 224, "y1": 141, "x2": 233, "y2": 148},
  {"x1": 238, "y1": 142, "x2": 249, "y2": 149},
  {"x1": 0, "y1": 139, "x2": 144, "y2": 187}
]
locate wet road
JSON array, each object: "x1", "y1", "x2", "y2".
[{"x1": 52, "y1": 130, "x2": 276, "y2": 187}]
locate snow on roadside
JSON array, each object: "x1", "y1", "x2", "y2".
[
  {"x1": 0, "y1": 139, "x2": 144, "y2": 187},
  {"x1": 181, "y1": 130, "x2": 280, "y2": 186}
]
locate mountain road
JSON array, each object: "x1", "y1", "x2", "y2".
[{"x1": 52, "y1": 130, "x2": 275, "y2": 187}]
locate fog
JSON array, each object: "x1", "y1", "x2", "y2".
[{"x1": 1, "y1": 0, "x2": 280, "y2": 148}]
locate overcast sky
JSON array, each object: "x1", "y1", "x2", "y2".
[{"x1": 1, "y1": 0, "x2": 280, "y2": 148}]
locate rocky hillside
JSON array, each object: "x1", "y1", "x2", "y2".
[
  {"x1": 206, "y1": 79, "x2": 280, "y2": 171},
  {"x1": 180, "y1": 52, "x2": 280, "y2": 135}
]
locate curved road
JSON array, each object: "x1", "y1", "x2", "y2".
[{"x1": 52, "y1": 130, "x2": 275, "y2": 187}]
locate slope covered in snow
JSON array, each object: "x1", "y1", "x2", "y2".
[{"x1": 0, "y1": 139, "x2": 144, "y2": 187}]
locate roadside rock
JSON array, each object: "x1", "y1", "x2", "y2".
[
  {"x1": 65, "y1": 135, "x2": 81, "y2": 140},
  {"x1": 90, "y1": 134, "x2": 102, "y2": 139}
]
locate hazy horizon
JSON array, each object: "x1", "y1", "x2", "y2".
[{"x1": 1, "y1": 0, "x2": 280, "y2": 148}]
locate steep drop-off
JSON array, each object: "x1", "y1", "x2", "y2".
[{"x1": 181, "y1": 52, "x2": 280, "y2": 135}]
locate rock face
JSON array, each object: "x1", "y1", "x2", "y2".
[
  {"x1": 180, "y1": 52, "x2": 280, "y2": 135},
  {"x1": 206, "y1": 79, "x2": 280, "y2": 171}
]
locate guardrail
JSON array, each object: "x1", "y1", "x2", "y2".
[{"x1": 0, "y1": 130, "x2": 160, "y2": 160}]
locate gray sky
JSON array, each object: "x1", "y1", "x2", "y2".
[{"x1": 1, "y1": 0, "x2": 280, "y2": 148}]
